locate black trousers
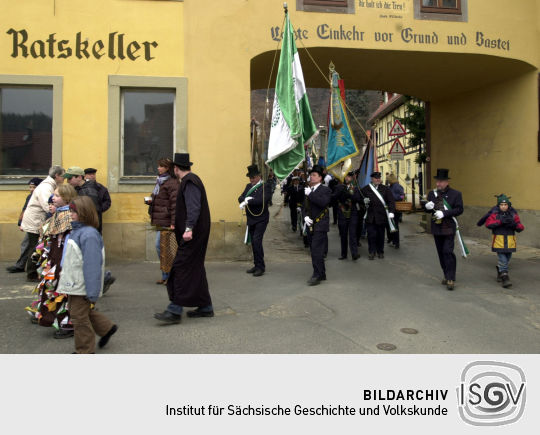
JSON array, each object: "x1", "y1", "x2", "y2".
[
  {"x1": 387, "y1": 212, "x2": 402, "y2": 247},
  {"x1": 289, "y1": 206, "x2": 298, "y2": 230},
  {"x1": 24, "y1": 232, "x2": 40, "y2": 278},
  {"x1": 433, "y1": 234, "x2": 457, "y2": 281},
  {"x1": 366, "y1": 222, "x2": 386, "y2": 254},
  {"x1": 249, "y1": 220, "x2": 268, "y2": 271},
  {"x1": 338, "y1": 214, "x2": 358, "y2": 258},
  {"x1": 332, "y1": 204, "x2": 338, "y2": 224},
  {"x1": 307, "y1": 230, "x2": 327, "y2": 279}
]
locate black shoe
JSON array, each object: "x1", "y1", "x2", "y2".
[
  {"x1": 98, "y1": 324, "x2": 118, "y2": 348},
  {"x1": 292, "y1": 227, "x2": 297, "y2": 232},
  {"x1": 320, "y1": 274, "x2": 327, "y2": 281},
  {"x1": 307, "y1": 276, "x2": 321, "y2": 286},
  {"x1": 7, "y1": 266, "x2": 25, "y2": 273},
  {"x1": 446, "y1": 280, "x2": 455, "y2": 291},
  {"x1": 103, "y1": 272, "x2": 116, "y2": 294},
  {"x1": 30, "y1": 316, "x2": 39, "y2": 325},
  {"x1": 253, "y1": 269, "x2": 265, "y2": 277},
  {"x1": 54, "y1": 329, "x2": 74, "y2": 339},
  {"x1": 246, "y1": 267, "x2": 257, "y2": 274},
  {"x1": 352, "y1": 254, "x2": 360, "y2": 260},
  {"x1": 187, "y1": 308, "x2": 215, "y2": 318},
  {"x1": 377, "y1": 253, "x2": 384, "y2": 259},
  {"x1": 338, "y1": 256, "x2": 347, "y2": 260},
  {"x1": 368, "y1": 254, "x2": 375, "y2": 260},
  {"x1": 154, "y1": 311, "x2": 182, "y2": 324},
  {"x1": 496, "y1": 266, "x2": 502, "y2": 282},
  {"x1": 501, "y1": 273, "x2": 512, "y2": 288}
]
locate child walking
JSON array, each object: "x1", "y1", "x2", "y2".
[
  {"x1": 57, "y1": 196, "x2": 117, "y2": 353},
  {"x1": 484, "y1": 194, "x2": 524, "y2": 288}
]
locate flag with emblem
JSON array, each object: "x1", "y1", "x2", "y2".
[
  {"x1": 326, "y1": 65, "x2": 359, "y2": 181},
  {"x1": 267, "y1": 11, "x2": 318, "y2": 180}
]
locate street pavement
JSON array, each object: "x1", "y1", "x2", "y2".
[{"x1": 1, "y1": 195, "x2": 539, "y2": 354}]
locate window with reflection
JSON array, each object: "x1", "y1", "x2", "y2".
[
  {"x1": 421, "y1": 0, "x2": 461, "y2": 14},
  {"x1": 122, "y1": 89, "x2": 174, "y2": 176},
  {"x1": 0, "y1": 87, "x2": 52, "y2": 175}
]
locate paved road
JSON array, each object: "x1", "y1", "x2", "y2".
[{"x1": 1, "y1": 197, "x2": 539, "y2": 354}]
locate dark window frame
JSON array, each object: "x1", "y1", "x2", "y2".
[
  {"x1": 296, "y1": 0, "x2": 354, "y2": 14},
  {"x1": 420, "y1": 0, "x2": 461, "y2": 15}
]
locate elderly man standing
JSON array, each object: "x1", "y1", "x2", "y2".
[
  {"x1": 21, "y1": 165, "x2": 65, "y2": 281},
  {"x1": 154, "y1": 153, "x2": 213, "y2": 324},
  {"x1": 84, "y1": 168, "x2": 112, "y2": 217}
]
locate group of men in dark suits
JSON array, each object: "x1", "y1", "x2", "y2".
[{"x1": 238, "y1": 162, "x2": 464, "y2": 292}]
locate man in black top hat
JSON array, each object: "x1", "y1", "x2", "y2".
[
  {"x1": 360, "y1": 171, "x2": 395, "y2": 260},
  {"x1": 239, "y1": 164, "x2": 272, "y2": 277},
  {"x1": 304, "y1": 165, "x2": 332, "y2": 286},
  {"x1": 84, "y1": 168, "x2": 112, "y2": 221},
  {"x1": 424, "y1": 168, "x2": 463, "y2": 290},
  {"x1": 333, "y1": 171, "x2": 362, "y2": 260},
  {"x1": 154, "y1": 153, "x2": 213, "y2": 324}
]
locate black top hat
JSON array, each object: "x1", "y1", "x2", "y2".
[
  {"x1": 370, "y1": 171, "x2": 382, "y2": 178},
  {"x1": 309, "y1": 165, "x2": 324, "y2": 177},
  {"x1": 173, "y1": 153, "x2": 193, "y2": 167},
  {"x1": 434, "y1": 168, "x2": 451, "y2": 180},
  {"x1": 84, "y1": 168, "x2": 97, "y2": 174},
  {"x1": 246, "y1": 164, "x2": 261, "y2": 177}
]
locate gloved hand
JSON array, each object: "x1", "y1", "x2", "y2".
[
  {"x1": 501, "y1": 214, "x2": 515, "y2": 226},
  {"x1": 388, "y1": 213, "x2": 394, "y2": 219},
  {"x1": 239, "y1": 201, "x2": 247, "y2": 209},
  {"x1": 434, "y1": 210, "x2": 444, "y2": 220},
  {"x1": 425, "y1": 201, "x2": 435, "y2": 210},
  {"x1": 364, "y1": 197, "x2": 370, "y2": 205},
  {"x1": 304, "y1": 187, "x2": 312, "y2": 196},
  {"x1": 304, "y1": 216, "x2": 313, "y2": 226},
  {"x1": 245, "y1": 196, "x2": 253, "y2": 203}
]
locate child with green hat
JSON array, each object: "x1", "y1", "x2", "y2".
[{"x1": 483, "y1": 194, "x2": 524, "y2": 288}]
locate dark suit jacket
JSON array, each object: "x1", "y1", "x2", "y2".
[
  {"x1": 285, "y1": 184, "x2": 305, "y2": 209},
  {"x1": 239, "y1": 181, "x2": 272, "y2": 225},
  {"x1": 306, "y1": 184, "x2": 331, "y2": 232},
  {"x1": 360, "y1": 183, "x2": 395, "y2": 225},
  {"x1": 426, "y1": 186, "x2": 463, "y2": 236}
]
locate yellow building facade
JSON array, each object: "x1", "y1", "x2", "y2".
[
  {"x1": 1, "y1": 0, "x2": 539, "y2": 260},
  {"x1": 368, "y1": 93, "x2": 424, "y2": 204}
]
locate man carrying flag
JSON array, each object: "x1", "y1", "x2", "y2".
[
  {"x1": 424, "y1": 168, "x2": 465, "y2": 291},
  {"x1": 266, "y1": 7, "x2": 318, "y2": 181},
  {"x1": 239, "y1": 164, "x2": 272, "y2": 277}
]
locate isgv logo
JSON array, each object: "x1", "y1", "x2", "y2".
[{"x1": 457, "y1": 361, "x2": 526, "y2": 426}]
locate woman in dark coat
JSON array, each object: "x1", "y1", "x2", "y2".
[{"x1": 147, "y1": 158, "x2": 178, "y2": 284}]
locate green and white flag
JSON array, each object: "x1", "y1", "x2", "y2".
[{"x1": 267, "y1": 11, "x2": 318, "y2": 181}]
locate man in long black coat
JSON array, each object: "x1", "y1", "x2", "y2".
[
  {"x1": 304, "y1": 165, "x2": 332, "y2": 286},
  {"x1": 360, "y1": 171, "x2": 395, "y2": 260},
  {"x1": 239, "y1": 164, "x2": 272, "y2": 277},
  {"x1": 424, "y1": 168, "x2": 463, "y2": 291},
  {"x1": 154, "y1": 153, "x2": 213, "y2": 323}
]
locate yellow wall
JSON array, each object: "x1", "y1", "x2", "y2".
[{"x1": 1, "y1": 0, "x2": 540, "y2": 256}]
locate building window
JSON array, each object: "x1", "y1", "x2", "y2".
[
  {"x1": 421, "y1": 0, "x2": 461, "y2": 14},
  {"x1": 122, "y1": 89, "x2": 174, "y2": 176},
  {"x1": 0, "y1": 75, "x2": 62, "y2": 187},
  {"x1": 407, "y1": 159, "x2": 411, "y2": 177},
  {"x1": 1, "y1": 87, "x2": 52, "y2": 176},
  {"x1": 296, "y1": 0, "x2": 354, "y2": 14},
  {"x1": 415, "y1": 0, "x2": 466, "y2": 22},
  {"x1": 108, "y1": 75, "x2": 187, "y2": 193}
]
